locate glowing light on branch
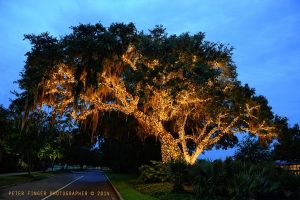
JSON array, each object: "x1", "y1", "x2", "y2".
[{"x1": 33, "y1": 45, "x2": 276, "y2": 165}]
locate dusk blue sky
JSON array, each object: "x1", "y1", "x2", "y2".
[{"x1": 0, "y1": 0, "x2": 299, "y2": 159}]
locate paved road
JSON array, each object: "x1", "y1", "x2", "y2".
[{"x1": 0, "y1": 170, "x2": 120, "y2": 200}]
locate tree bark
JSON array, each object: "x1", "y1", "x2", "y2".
[
  {"x1": 51, "y1": 158, "x2": 55, "y2": 172},
  {"x1": 133, "y1": 111, "x2": 183, "y2": 162},
  {"x1": 27, "y1": 152, "x2": 31, "y2": 176},
  {"x1": 160, "y1": 134, "x2": 183, "y2": 162}
]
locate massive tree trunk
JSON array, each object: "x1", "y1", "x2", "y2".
[
  {"x1": 133, "y1": 111, "x2": 183, "y2": 162},
  {"x1": 160, "y1": 134, "x2": 183, "y2": 162}
]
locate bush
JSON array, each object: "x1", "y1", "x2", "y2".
[
  {"x1": 139, "y1": 160, "x2": 168, "y2": 183},
  {"x1": 190, "y1": 160, "x2": 228, "y2": 200},
  {"x1": 272, "y1": 169, "x2": 300, "y2": 199},
  {"x1": 190, "y1": 159, "x2": 288, "y2": 200},
  {"x1": 227, "y1": 163, "x2": 280, "y2": 200},
  {"x1": 138, "y1": 159, "x2": 300, "y2": 199},
  {"x1": 168, "y1": 159, "x2": 189, "y2": 192}
]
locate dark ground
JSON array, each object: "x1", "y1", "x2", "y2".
[{"x1": 0, "y1": 170, "x2": 120, "y2": 200}]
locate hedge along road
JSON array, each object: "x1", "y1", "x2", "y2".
[{"x1": 0, "y1": 170, "x2": 120, "y2": 200}]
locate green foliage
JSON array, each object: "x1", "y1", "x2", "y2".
[
  {"x1": 17, "y1": 21, "x2": 278, "y2": 164},
  {"x1": 134, "y1": 182, "x2": 173, "y2": 197},
  {"x1": 4, "y1": 107, "x2": 52, "y2": 174},
  {"x1": 0, "y1": 172, "x2": 55, "y2": 187},
  {"x1": 227, "y1": 163, "x2": 280, "y2": 200},
  {"x1": 106, "y1": 173, "x2": 158, "y2": 200},
  {"x1": 132, "y1": 177, "x2": 194, "y2": 200},
  {"x1": 0, "y1": 105, "x2": 11, "y2": 143},
  {"x1": 234, "y1": 136, "x2": 271, "y2": 163},
  {"x1": 138, "y1": 158, "x2": 300, "y2": 199},
  {"x1": 157, "y1": 158, "x2": 300, "y2": 199},
  {"x1": 273, "y1": 116, "x2": 300, "y2": 162},
  {"x1": 0, "y1": 96, "x2": 102, "y2": 173},
  {"x1": 120, "y1": 159, "x2": 300, "y2": 199},
  {"x1": 38, "y1": 143, "x2": 63, "y2": 171},
  {"x1": 60, "y1": 128, "x2": 102, "y2": 168},
  {"x1": 99, "y1": 112, "x2": 161, "y2": 173},
  {"x1": 190, "y1": 160, "x2": 227, "y2": 200},
  {"x1": 139, "y1": 161, "x2": 168, "y2": 183},
  {"x1": 0, "y1": 105, "x2": 14, "y2": 172},
  {"x1": 135, "y1": 181, "x2": 194, "y2": 200},
  {"x1": 168, "y1": 160, "x2": 189, "y2": 192}
]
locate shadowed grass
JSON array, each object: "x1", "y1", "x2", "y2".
[
  {"x1": 106, "y1": 172, "x2": 194, "y2": 200},
  {"x1": 106, "y1": 172, "x2": 158, "y2": 200},
  {"x1": 0, "y1": 172, "x2": 55, "y2": 188}
]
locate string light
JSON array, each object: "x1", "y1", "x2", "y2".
[{"x1": 33, "y1": 46, "x2": 276, "y2": 165}]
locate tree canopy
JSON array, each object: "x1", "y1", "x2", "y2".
[
  {"x1": 18, "y1": 22, "x2": 277, "y2": 164},
  {"x1": 234, "y1": 136, "x2": 271, "y2": 163},
  {"x1": 273, "y1": 117, "x2": 300, "y2": 162}
]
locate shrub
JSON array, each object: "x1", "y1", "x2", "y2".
[
  {"x1": 227, "y1": 164, "x2": 280, "y2": 200},
  {"x1": 139, "y1": 159, "x2": 300, "y2": 199},
  {"x1": 168, "y1": 159, "x2": 189, "y2": 192},
  {"x1": 273, "y1": 168, "x2": 300, "y2": 199},
  {"x1": 191, "y1": 160, "x2": 228, "y2": 200},
  {"x1": 139, "y1": 160, "x2": 168, "y2": 183},
  {"x1": 191, "y1": 159, "x2": 283, "y2": 200}
]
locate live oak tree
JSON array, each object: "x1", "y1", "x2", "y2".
[
  {"x1": 18, "y1": 22, "x2": 277, "y2": 164},
  {"x1": 99, "y1": 111, "x2": 162, "y2": 172}
]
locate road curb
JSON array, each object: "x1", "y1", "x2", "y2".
[{"x1": 104, "y1": 173, "x2": 124, "y2": 200}]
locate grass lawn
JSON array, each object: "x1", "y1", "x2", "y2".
[
  {"x1": 106, "y1": 172, "x2": 194, "y2": 200},
  {"x1": 134, "y1": 183, "x2": 194, "y2": 200},
  {"x1": 106, "y1": 173, "x2": 158, "y2": 200},
  {"x1": 0, "y1": 172, "x2": 55, "y2": 188}
]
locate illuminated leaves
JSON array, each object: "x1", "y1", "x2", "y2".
[{"x1": 19, "y1": 22, "x2": 277, "y2": 164}]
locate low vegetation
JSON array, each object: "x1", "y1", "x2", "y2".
[
  {"x1": 0, "y1": 172, "x2": 55, "y2": 188},
  {"x1": 136, "y1": 159, "x2": 300, "y2": 200},
  {"x1": 107, "y1": 172, "x2": 193, "y2": 200},
  {"x1": 106, "y1": 173, "x2": 158, "y2": 200}
]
